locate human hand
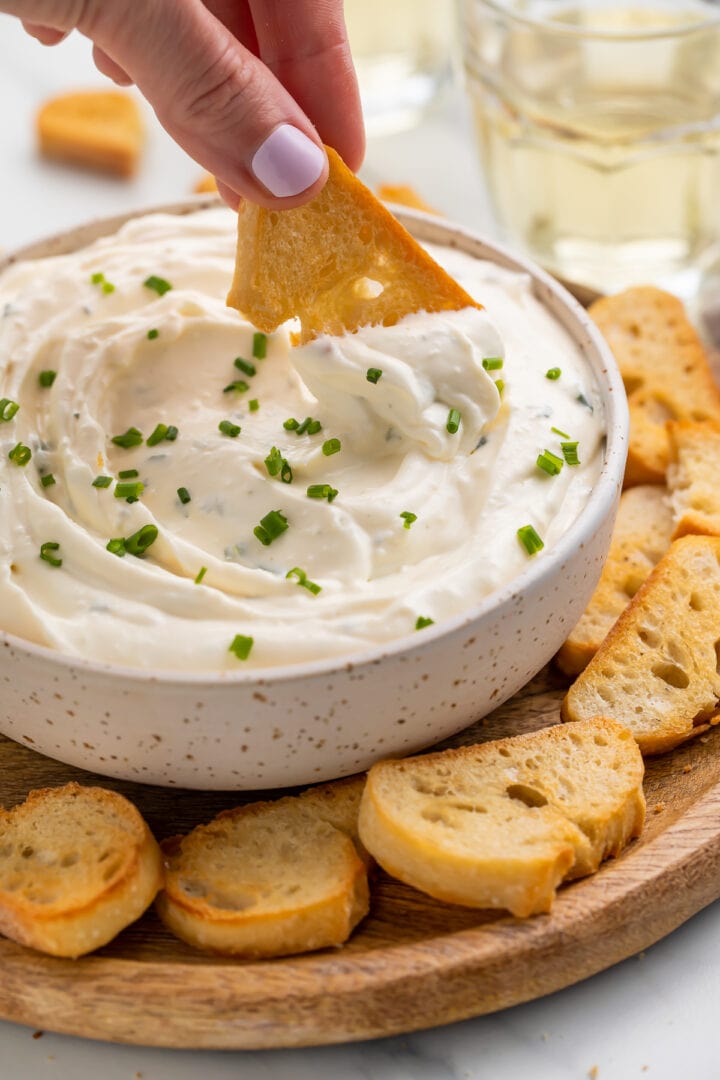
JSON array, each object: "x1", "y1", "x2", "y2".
[{"x1": 4, "y1": 0, "x2": 365, "y2": 208}]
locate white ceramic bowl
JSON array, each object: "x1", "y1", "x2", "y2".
[{"x1": 0, "y1": 201, "x2": 628, "y2": 789}]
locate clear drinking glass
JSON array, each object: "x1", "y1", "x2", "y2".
[
  {"x1": 459, "y1": 0, "x2": 720, "y2": 300},
  {"x1": 345, "y1": 0, "x2": 456, "y2": 135}
]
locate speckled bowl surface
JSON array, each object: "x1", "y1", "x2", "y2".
[{"x1": 0, "y1": 201, "x2": 628, "y2": 789}]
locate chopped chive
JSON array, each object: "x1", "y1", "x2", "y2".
[
  {"x1": 517, "y1": 524, "x2": 544, "y2": 556},
  {"x1": 400, "y1": 511, "x2": 417, "y2": 529},
  {"x1": 306, "y1": 419, "x2": 322, "y2": 435},
  {"x1": 40, "y1": 473, "x2": 56, "y2": 488},
  {"x1": 92, "y1": 475, "x2": 113, "y2": 489},
  {"x1": 366, "y1": 368, "x2": 383, "y2": 384},
  {"x1": 545, "y1": 367, "x2": 561, "y2": 380},
  {"x1": 561, "y1": 440, "x2": 581, "y2": 466},
  {"x1": 234, "y1": 357, "x2": 256, "y2": 377},
  {"x1": 283, "y1": 417, "x2": 299, "y2": 430},
  {"x1": 124, "y1": 524, "x2": 158, "y2": 557},
  {"x1": 147, "y1": 328, "x2": 159, "y2": 340},
  {"x1": 144, "y1": 275, "x2": 172, "y2": 296},
  {"x1": 286, "y1": 566, "x2": 322, "y2": 596},
  {"x1": 0, "y1": 398, "x2": 19, "y2": 422},
  {"x1": 307, "y1": 483, "x2": 338, "y2": 502},
  {"x1": 118, "y1": 468, "x2": 139, "y2": 479},
  {"x1": 253, "y1": 509, "x2": 288, "y2": 546},
  {"x1": 219, "y1": 419, "x2": 241, "y2": 438},
  {"x1": 249, "y1": 399, "x2": 259, "y2": 412},
  {"x1": 252, "y1": 332, "x2": 268, "y2": 359},
  {"x1": 280, "y1": 459, "x2": 293, "y2": 484},
  {"x1": 295, "y1": 417, "x2": 311, "y2": 435},
  {"x1": 194, "y1": 565, "x2": 207, "y2": 585},
  {"x1": 38, "y1": 370, "x2": 57, "y2": 388},
  {"x1": 482, "y1": 356, "x2": 503, "y2": 371},
  {"x1": 90, "y1": 272, "x2": 104, "y2": 285},
  {"x1": 264, "y1": 447, "x2": 291, "y2": 482},
  {"x1": 112, "y1": 426, "x2": 143, "y2": 449},
  {"x1": 8, "y1": 442, "x2": 31, "y2": 466},
  {"x1": 177, "y1": 486, "x2": 191, "y2": 505},
  {"x1": 39, "y1": 541, "x2": 62, "y2": 568},
  {"x1": 322, "y1": 437, "x2": 341, "y2": 456},
  {"x1": 536, "y1": 449, "x2": 564, "y2": 477},
  {"x1": 229, "y1": 633, "x2": 254, "y2": 660},
  {"x1": 106, "y1": 537, "x2": 126, "y2": 557},
  {"x1": 415, "y1": 616, "x2": 434, "y2": 630},
  {"x1": 495, "y1": 379, "x2": 505, "y2": 397},
  {"x1": 146, "y1": 424, "x2": 168, "y2": 447},
  {"x1": 551, "y1": 426, "x2": 571, "y2": 439},
  {"x1": 114, "y1": 480, "x2": 144, "y2": 501},
  {"x1": 101, "y1": 281, "x2": 115, "y2": 295},
  {"x1": 164, "y1": 425, "x2": 179, "y2": 441},
  {"x1": 223, "y1": 380, "x2": 249, "y2": 394},
  {"x1": 577, "y1": 393, "x2": 594, "y2": 412},
  {"x1": 446, "y1": 408, "x2": 461, "y2": 434}
]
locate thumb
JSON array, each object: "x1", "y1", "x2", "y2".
[{"x1": 86, "y1": 0, "x2": 329, "y2": 208}]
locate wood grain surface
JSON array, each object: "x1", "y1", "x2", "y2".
[{"x1": 1, "y1": 665, "x2": 719, "y2": 1050}]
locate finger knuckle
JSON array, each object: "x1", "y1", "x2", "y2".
[{"x1": 171, "y1": 44, "x2": 259, "y2": 136}]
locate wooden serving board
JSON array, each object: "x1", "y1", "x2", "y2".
[{"x1": 1, "y1": 666, "x2": 719, "y2": 1051}]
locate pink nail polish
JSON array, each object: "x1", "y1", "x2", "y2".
[{"x1": 251, "y1": 125, "x2": 326, "y2": 198}]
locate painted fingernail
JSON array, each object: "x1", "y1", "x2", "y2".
[{"x1": 251, "y1": 124, "x2": 326, "y2": 198}]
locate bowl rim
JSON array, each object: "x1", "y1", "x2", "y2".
[{"x1": 0, "y1": 199, "x2": 628, "y2": 687}]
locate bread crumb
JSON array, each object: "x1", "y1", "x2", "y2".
[
  {"x1": 653, "y1": 803, "x2": 665, "y2": 813},
  {"x1": 682, "y1": 764, "x2": 694, "y2": 773},
  {"x1": 32, "y1": 1030, "x2": 44, "y2": 1039},
  {"x1": 588, "y1": 1067, "x2": 599, "y2": 1079}
]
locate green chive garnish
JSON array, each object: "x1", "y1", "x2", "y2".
[
  {"x1": 114, "y1": 480, "x2": 144, "y2": 501},
  {"x1": 194, "y1": 566, "x2": 207, "y2": 585},
  {"x1": 8, "y1": 442, "x2": 31, "y2": 466},
  {"x1": 223, "y1": 380, "x2": 249, "y2": 395},
  {"x1": 322, "y1": 438, "x2": 341, "y2": 456},
  {"x1": 306, "y1": 419, "x2": 322, "y2": 435},
  {"x1": 536, "y1": 449, "x2": 564, "y2": 477},
  {"x1": 40, "y1": 541, "x2": 62, "y2": 568},
  {"x1": 482, "y1": 356, "x2": 503, "y2": 371},
  {"x1": 252, "y1": 332, "x2": 268, "y2": 359},
  {"x1": 147, "y1": 328, "x2": 159, "y2": 340},
  {"x1": 101, "y1": 281, "x2": 115, "y2": 295},
  {"x1": 93, "y1": 475, "x2": 113, "y2": 488},
  {"x1": 545, "y1": 367, "x2": 561, "y2": 380},
  {"x1": 146, "y1": 424, "x2": 169, "y2": 447},
  {"x1": 495, "y1": 379, "x2": 505, "y2": 397},
  {"x1": 234, "y1": 357, "x2": 256, "y2": 377},
  {"x1": 253, "y1": 509, "x2": 288, "y2": 546},
  {"x1": 112, "y1": 427, "x2": 143, "y2": 449},
  {"x1": 265, "y1": 446, "x2": 282, "y2": 477},
  {"x1": 0, "y1": 398, "x2": 19, "y2": 422},
  {"x1": 38, "y1": 370, "x2": 57, "y2": 388},
  {"x1": 144, "y1": 275, "x2": 172, "y2": 296},
  {"x1": 517, "y1": 524, "x2": 544, "y2": 556},
  {"x1": 90, "y1": 273, "x2": 115, "y2": 292},
  {"x1": 229, "y1": 633, "x2": 254, "y2": 660},
  {"x1": 284, "y1": 418, "x2": 299, "y2": 430},
  {"x1": 41, "y1": 473, "x2": 56, "y2": 488},
  {"x1": 307, "y1": 484, "x2": 338, "y2": 502},
  {"x1": 165, "y1": 425, "x2": 179, "y2": 441},
  {"x1": 90, "y1": 272, "x2": 104, "y2": 284},
  {"x1": 551, "y1": 426, "x2": 570, "y2": 439},
  {"x1": 177, "y1": 486, "x2": 191, "y2": 505},
  {"x1": 118, "y1": 468, "x2": 139, "y2": 479},
  {"x1": 366, "y1": 368, "x2": 383, "y2": 384},
  {"x1": 416, "y1": 616, "x2": 434, "y2": 630},
  {"x1": 106, "y1": 537, "x2": 127, "y2": 557},
  {"x1": 124, "y1": 524, "x2": 158, "y2": 557},
  {"x1": 562, "y1": 441, "x2": 581, "y2": 466},
  {"x1": 219, "y1": 420, "x2": 241, "y2": 438},
  {"x1": 400, "y1": 511, "x2": 417, "y2": 529},
  {"x1": 249, "y1": 399, "x2": 259, "y2": 412},
  {"x1": 286, "y1": 567, "x2": 322, "y2": 596},
  {"x1": 447, "y1": 408, "x2": 461, "y2": 434}
]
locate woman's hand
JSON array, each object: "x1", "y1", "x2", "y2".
[{"x1": 4, "y1": 0, "x2": 365, "y2": 208}]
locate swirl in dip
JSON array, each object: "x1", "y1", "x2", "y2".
[{"x1": 0, "y1": 208, "x2": 604, "y2": 671}]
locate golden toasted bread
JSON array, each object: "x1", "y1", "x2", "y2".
[
  {"x1": 563, "y1": 535, "x2": 720, "y2": 753},
  {"x1": 589, "y1": 287, "x2": 720, "y2": 486},
  {"x1": 667, "y1": 420, "x2": 720, "y2": 538},
  {"x1": 556, "y1": 485, "x2": 674, "y2": 676},
  {"x1": 37, "y1": 90, "x2": 144, "y2": 178},
  {"x1": 227, "y1": 146, "x2": 479, "y2": 343},
  {"x1": 358, "y1": 718, "x2": 644, "y2": 918},
  {"x1": 194, "y1": 172, "x2": 218, "y2": 194},
  {"x1": 0, "y1": 783, "x2": 162, "y2": 957}
]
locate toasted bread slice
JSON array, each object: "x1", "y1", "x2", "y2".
[
  {"x1": 376, "y1": 183, "x2": 439, "y2": 215},
  {"x1": 557, "y1": 485, "x2": 674, "y2": 675},
  {"x1": 563, "y1": 535, "x2": 720, "y2": 753},
  {"x1": 227, "y1": 146, "x2": 479, "y2": 343},
  {"x1": 358, "y1": 718, "x2": 644, "y2": 918},
  {"x1": 0, "y1": 783, "x2": 162, "y2": 957},
  {"x1": 37, "y1": 90, "x2": 144, "y2": 178},
  {"x1": 666, "y1": 420, "x2": 720, "y2": 539},
  {"x1": 156, "y1": 778, "x2": 369, "y2": 957},
  {"x1": 589, "y1": 288, "x2": 720, "y2": 486}
]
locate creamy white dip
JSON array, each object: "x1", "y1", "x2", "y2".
[{"x1": 0, "y1": 208, "x2": 604, "y2": 670}]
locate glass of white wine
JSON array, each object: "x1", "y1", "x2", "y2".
[{"x1": 459, "y1": 0, "x2": 720, "y2": 302}]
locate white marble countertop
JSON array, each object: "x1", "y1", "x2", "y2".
[{"x1": 0, "y1": 14, "x2": 718, "y2": 1079}]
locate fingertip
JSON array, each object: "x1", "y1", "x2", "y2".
[{"x1": 250, "y1": 124, "x2": 327, "y2": 201}]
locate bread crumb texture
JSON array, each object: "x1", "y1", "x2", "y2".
[{"x1": 667, "y1": 420, "x2": 720, "y2": 539}]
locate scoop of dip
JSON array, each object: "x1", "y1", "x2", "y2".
[{"x1": 0, "y1": 208, "x2": 604, "y2": 671}]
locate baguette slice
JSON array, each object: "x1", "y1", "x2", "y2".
[
  {"x1": 0, "y1": 783, "x2": 162, "y2": 957},
  {"x1": 589, "y1": 287, "x2": 720, "y2": 486},
  {"x1": 156, "y1": 778, "x2": 369, "y2": 957},
  {"x1": 358, "y1": 718, "x2": 644, "y2": 918},
  {"x1": 227, "y1": 146, "x2": 479, "y2": 343},
  {"x1": 37, "y1": 90, "x2": 144, "y2": 178},
  {"x1": 666, "y1": 420, "x2": 720, "y2": 539},
  {"x1": 556, "y1": 485, "x2": 674, "y2": 675},
  {"x1": 563, "y1": 535, "x2": 720, "y2": 753}
]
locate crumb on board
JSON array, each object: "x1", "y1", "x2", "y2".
[
  {"x1": 682, "y1": 763, "x2": 694, "y2": 773},
  {"x1": 653, "y1": 802, "x2": 665, "y2": 813},
  {"x1": 32, "y1": 1030, "x2": 43, "y2": 1039},
  {"x1": 588, "y1": 1067, "x2": 599, "y2": 1079}
]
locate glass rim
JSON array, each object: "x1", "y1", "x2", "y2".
[{"x1": 464, "y1": 0, "x2": 720, "y2": 39}]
